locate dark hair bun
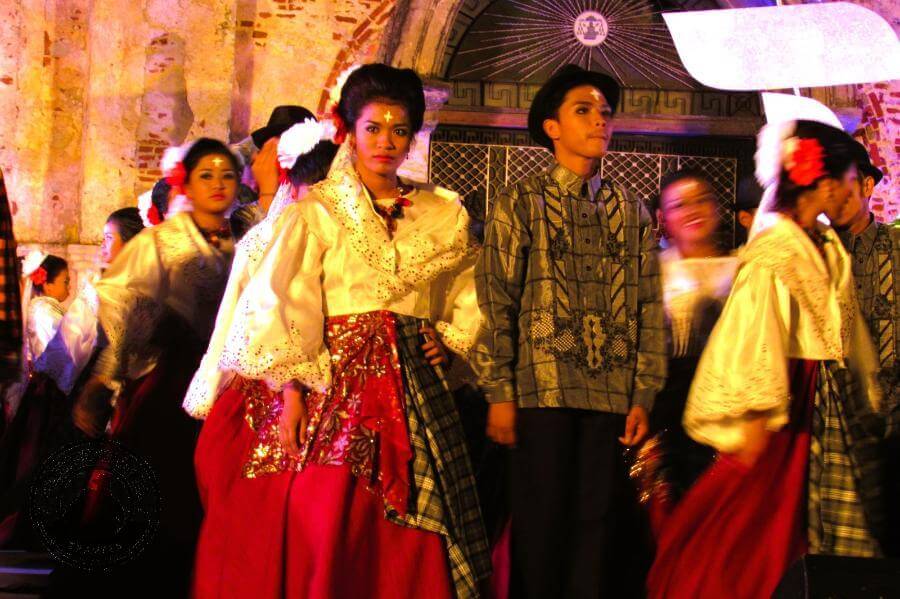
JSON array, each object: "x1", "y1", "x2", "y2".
[
  {"x1": 337, "y1": 64, "x2": 426, "y2": 135},
  {"x1": 775, "y1": 120, "x2": 856, "y2": 210},
  {"x1": 107, "y1": 207, "x2": 145, "y2": 243}
]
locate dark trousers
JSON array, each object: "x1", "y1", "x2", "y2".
[{"x1": 510, "y1": 408, "x2": 650, "y2": 599}]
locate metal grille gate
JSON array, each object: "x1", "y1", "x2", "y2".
[{"x1": 429, "y1": 140, "x2": 741, "y2": 247}]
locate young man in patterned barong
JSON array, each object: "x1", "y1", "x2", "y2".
[
  {"x1": 472, "y1": 64, "x2": 666, "y2": 597},
  {"x1": 827, "y1": 138, "x2": 900, "y2": 556}
]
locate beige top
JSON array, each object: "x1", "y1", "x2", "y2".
[
  {"x1": 183, "y1": 166, "x2": 480, "y2": 419},
  {"x1": 685, "y1": 212, "x2": 883, "y2": 453}
]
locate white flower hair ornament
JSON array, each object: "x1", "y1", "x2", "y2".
[
  {"x1": 754, "y1": 120, "x2": 797, "y2": 188},
  {"x1": 137, "y1": 189, "x2": 160, "y2": 227},
  {"x1": 158, "y1": 142, "x2": 196, "y2": 220},
  {"x1": 277, "y1": 118, "x2": 338, "y2": 170},
  {"x1": 325, "y1": 64, "x2": 362, "y2": 145},
  {"x1": 22, "y1": 250, "x2": 48, "y2": 278}
]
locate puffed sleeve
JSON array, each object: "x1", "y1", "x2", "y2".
[
  {"x1": 92, "y1": 229, "x2": 166, "y2": 389},
  {"x1": 683, "y1": 262, "x2": 793, "y2": 453},
  {"x1": 184, "y1": 204, "x2": 330, "y2": 419},
  {"x1": 34, "y1": 281, "x2": 99, "y2": 394},
  {"x1": 432, "y1": 254, "x2": 481, "y2": 358},
  {"x1": 28, "y1": 300, "x2": 64, "y2": 360}
]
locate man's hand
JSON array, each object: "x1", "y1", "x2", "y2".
[
  {"x1": 486, "y1": 401, "x2": 517, "y2": 446},
  {"x1": 251, "y1": 137, "x2": 281, "y2": 213},
  {"x1": 72, "y1": 377, "x2": 114, "y2": 438},
  {"x1": 278, "y1": 382, "x2": 308, "y2": 456},
  {"x1": 420, "y1": 326, "x2": 448, "y2": 366},
  {"x1": 619, "y1": 405, "x2": 649, "y2": 447}
]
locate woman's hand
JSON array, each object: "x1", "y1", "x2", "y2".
[
  {"x1": 278, "y1": 381, "x2": 308, "y2": 456},
  {"x1": 420, "y1": 325, "x2": 449, "y2": 366},
  {"x1": 733, "y1": 412, "x2": 773, "y2": 468}
]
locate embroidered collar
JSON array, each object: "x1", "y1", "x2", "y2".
[{"x1": 309, "y1": 166, "x2": 476, "y2": 294}]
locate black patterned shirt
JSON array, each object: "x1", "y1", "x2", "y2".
[
  {"x1": 472, "y1": 163, "x2": 666, "y2": 413},
  {"x1": 838, "y1": 217, "x2": 900, "y2": 411}
]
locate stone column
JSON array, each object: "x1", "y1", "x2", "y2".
[{"x1": 1, "y1": 0, "x2": 90, "y2": 246}]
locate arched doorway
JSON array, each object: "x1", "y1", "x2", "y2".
[{"x1": 388, "y1": 0, "x2": 764, "y2": 247}]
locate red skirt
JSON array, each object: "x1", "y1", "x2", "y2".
[
  {"x1": 79, "y1": 341, "x2": 204, "y2": 596},
  {"x1": 192, "y1": 377, "x2": 454, "y2": 599},
  {"x1": 646, "y1": 360, "x2": 818, "y2": 599}
]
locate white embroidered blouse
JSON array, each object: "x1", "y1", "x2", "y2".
[
  {"x1": 33, "y1": 278, "x2": 99, "y2": 394},
  {"x1": 660, "y1": 248, "x2": 739, "y2": 358},
  {"x1": 684, "y1": 213, "x2": 883, "y2": 453},
  {"x1": 93, "y1": 212, "x2": 233, "y2": 390},
  {"x1": 26, "y1": 296, "x2": 65, "y2": 363},
  {"x1": 183, "y1": 166, "x2": 480, "y2": 420}
]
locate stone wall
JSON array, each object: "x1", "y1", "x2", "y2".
[{"x1": 1, "y1": 0, "x2": 400, "y2": 254}]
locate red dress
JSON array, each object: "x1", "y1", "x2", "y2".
[
  {"x1": 191, "y1": 312, "x2": 458, "y2": 599},
  {"x1": 646, "y1": 360, "x2": 817, "y2": 599}
]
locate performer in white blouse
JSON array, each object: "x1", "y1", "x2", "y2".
[
  {"x1": 0, "y1": 253, "x2": 67, "y2": 546},
  {"x1": 34, "y1": 208, "x2": 145, "y2": 396},
  {"x1": 21, "y1": 253, "x2": 69, "y2": 364},
  {"x1": 70, "y1": 138, "x2": 239, "y2": 596},
  {"x1": 631, "y1": 169, "x2": 739, "y2": 530},
  {"x1": 186, "y1": 64, "x2": 489, "y2": 599},
  {"x1": 1, "y1": 252, "x2": 69, "y2": 422},
  {"x1": 0, "y1": 212, "x2": 144, "y2": 549},
  {"x1": 647, "y1": 120, "x2": 887, "y2": 599}
]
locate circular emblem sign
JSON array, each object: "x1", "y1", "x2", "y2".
[
  {"x1": 573, "y1": 11, "x2": 609, "y2": 47},
  {"x1": 27, "y1": 440, "x2": 160, "y2": 572}
]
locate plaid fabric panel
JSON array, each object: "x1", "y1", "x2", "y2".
[
  {"x1": 808, "y1": 362, "x2": 883, "y2": 557},
  {"x1": 389, "y1": 315, "x2": 491, "y2": 599},
  {"x1": 0, "y1": 174, "x2": 22, "y2": 383},
  {"x1": 473, "y1": 163, "x2": 666, "y2": 413}
]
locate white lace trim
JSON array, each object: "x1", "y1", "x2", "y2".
[
  {"x1": 743, "y1": 213, "x2": 853, "y2": 358},
  {"x1": 310, "y1": 166, "x2": 477, "y2": 302},
  {"x1": 435, "y1": 320, "x2": 475, "y2": 359}
]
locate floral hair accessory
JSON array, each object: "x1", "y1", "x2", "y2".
[
  {"x1": 277, "y1": 118, "x2": 339, "y2": 170},
  {"x1": 324, "y1": 64, "x2": 361, "y2": 146},
  {"x1": 30, "y1": 266, "x2": 47, "y2": 286},
  {"x1": 161, "y1": 145, "x2": 188, "y2": 192},
  {"x1": 137, "y1": 189, "x2": 163, "y2": 227},
  {"x1": 783, "y1": 137, "x2": 827, "y2": 187},
  {"x1": 21, "y1": 250, "x2": 48, "y2": 280}
]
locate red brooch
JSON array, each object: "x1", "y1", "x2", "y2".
[
  {"x1": 30, "y1": 266, "x2": 47, "y2": 286},
  {"x1": 373, "y1": 196, "x2": 412, "y2": 235},
  {"x1": 784, "y1": 137, "x2": 827, "y2": 187}
]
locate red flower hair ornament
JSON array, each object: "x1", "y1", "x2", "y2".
[
  {"x1": 783, "y1": 137, "x2": 827, "y2": 187},
  {"x1": 30, "y1": 266, "x2": 47, "y2": 286}
]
